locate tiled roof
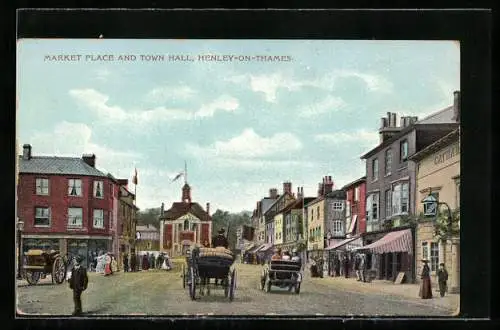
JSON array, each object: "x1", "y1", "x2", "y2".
[
  {"x1": 281, "y1": 197, "x2": 316, "y2": 213},
  {"x1": 341, "y1": 176, "x2": 367, "y2": 190},
  {"x1": 19, "y1": 156, "x2": 107, "y2": 177},
  {"x1": 161, "y1": 202, "x2": 211, "y2": 221}
]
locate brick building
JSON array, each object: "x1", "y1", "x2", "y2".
[
  {"x1": 117, "y1": 181, "x2": 139, "y2": 268},
  {"x1": 158, "y1": 182, "x2": 212, "y2": 257},
  {"x1": 17, "y1": 144, "x2": 121, "y2": 268}
]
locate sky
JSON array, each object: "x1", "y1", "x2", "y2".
[{"x1": 16, "y1": 39, "x2": 460, "y2": 213}]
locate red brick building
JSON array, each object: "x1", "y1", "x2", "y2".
[
  {"x1": 17, "y1": 144, "x2": 121, "y2": 268},
  {"x1": 342, "y1": 176, "x2": 367, "y2": 237},
  {"x1": 159, "y1": 182, "x2": 212, "y2": 257}
]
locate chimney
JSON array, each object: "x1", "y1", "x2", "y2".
[
  {"x1": 117, "y1": 179, "x2": 128, "y2": 186},
  {"x1": 82, "y1": 154, "x2": 96, "y2": 167},
  {"x1": 453, "y1": 90, "x2": 460, "y2": 122},
  {"x1": 206, "y1": 202, "x2": 210, "y2": 215},
  {"x1": 380, "y1": 117, "x2": 388, "y2": 129},
  {"x1": 324, "y1": 176, "x2": 334, "y2": 194},
  {"x1": 391, "y1": 113, "x2": 397, "y2": 127},
  {"x1": 161, "y1": 202, "x2": 165, "y2": 216},
  {"x1": 22, "y1": 144, "x2": 32, "y2": 160},
  {"x1": 297, "y1": 187, "x2": 304, "y2": 199},
  {"x1": 269, "y1": 188, "x2": 278, "y2": 199},
  {"x1": 283, "y1": 181, "x2": 292, "y2": 195},
  {"x1": 386, "y1": 112, "x2": 392, "y2": 127},
  {"x1": 317, "y1": 182, "x2": 324, "y2": 197}
]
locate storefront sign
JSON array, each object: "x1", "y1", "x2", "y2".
[{"x1": 434, "y1": 143, "x2": 459, "y2": 165}]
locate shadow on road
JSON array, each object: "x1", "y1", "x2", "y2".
[{"x1": 17, "y1": 282, "x2": 63, "y2": 288}]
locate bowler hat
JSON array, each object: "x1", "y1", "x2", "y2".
[
  {"x1": 439, "y1": 263, "x2": 445, "y2": 266},
  {"x1": 75, "y1": 255, "x2": 84, "y2": 263},
  {"x1": 421, "y1": 259, "x2": 429, "y2": 263}
]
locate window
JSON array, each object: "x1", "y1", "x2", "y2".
[
  {"x1": 332, "y1": 202, "x2": 343, "y2": 211},
  {"x1": 183, "y1": 219, "x2": 189, "y2": 231},
  {"x1": 93, "y1": 209, "x2": 104, "y2": 228},
  {"x1": 34, "y1": 207, "x2": 50, "y2": 226},
  {"x1": 392, "y1": 182, "x2": 409, "y2": 215},
  {"x1": 385, "y1": 189, "x2": 392, "y2": 218},
  {"x1": 372, "y1": 193, "x2": 379, "y2": 220},
  {"x1": 36, "y1": 178, "x2": 49, "y2": 195},
  {"x1": 316, "y1": 206, "x2": 319, "y2": 219},
  {"x1": 345, "y1": 200, "x2": 351, "y2": 218},
  {"x1": 333, "y1": 220, "x2": 343, "y2": 234},
  {"x1": 68, "y1": 207, "x2": 83, "y2": 227},
  {"x1": 400, "y1": 140, "x2": 409, "y2": 161},
  {"x1": 354, "y1": 187, "x2": 360, "y2": 202},
  {"x1": 94, "y1": 181, "x2": 104, "y2": 198},
  {"x1": 422, "y1": 242, "x2": 429, "y2": 263},
  {"x1": 372, "y1": 158, "x2": 379, "y2": 181},
  {"x1": 430, "y1": 242, "x2": 439, "y2": 272},
  {"x1": 68, "y1": 179, "x2": 82, "y2": 196},
  {"x1": 385, "y1": 149, "x2": 392, "y2": 175}
]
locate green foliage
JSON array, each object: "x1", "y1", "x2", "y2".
[
  {"x1": 137, "y1": 208, "x2": 161, "y2": 227},
  {"x1": 433, "y1": 208, "x2": 460, "y2": 242},
  {"x1": 211, "y1": 209, "x2": 253, "y2": 250}
]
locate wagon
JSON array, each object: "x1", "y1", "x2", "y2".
[
  {"x1": 260, "y1": 260, "x2": 303, "y2": 294},
  {"x1": 22, "y1": 249, "x2": 67, "y2": 285},
  {"x1": 184, "y1": 246, "x2": 236, "y2": 301}
]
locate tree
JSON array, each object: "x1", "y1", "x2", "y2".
[{"x1": 137, "y1": 207, "x2": 161, "y2": 227}]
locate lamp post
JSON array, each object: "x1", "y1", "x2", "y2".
[
  {"x1": 421, "y1": 192, "x2": 453, "y2": 235},
  {"x1": 17, "y1": 219, "x2": 24, "y2": 279}
]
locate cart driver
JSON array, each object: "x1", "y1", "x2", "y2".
[
  {"x1": 212, "y1": 227, "x2": 229, "y2": 249},
  {"x1": 291, "y1": 248, "x2": 301, "y2": 263},
  {"x1": 271, "y1": 248, "x2": 282, "y2": 260}
]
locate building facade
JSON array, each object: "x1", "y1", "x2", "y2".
[
  {"x1": 135, "y1": 224, "x2": 160, "y2": 251},
  {"x1": 159, "y1": 182, "x2": 212, "y2": 257},
  {"x1": 266, "y1": 182, "x2": 296, "y2": 251},
  {"x1": 117, "y1": 181, "x2": 139, "y2": 268},
  {"x1": 342, "y1": 176, "x2": 367, "y2": 238},
  {"x1": 17, "y1": 145, "x2": 120, "y2": 268},
  {"x1": 410, "y1": 128, "x2": 460, "y2": 293}
]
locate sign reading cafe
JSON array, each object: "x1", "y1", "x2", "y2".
[{"x1": 434, "y1": 143, "x2": 460, "y2": 165}]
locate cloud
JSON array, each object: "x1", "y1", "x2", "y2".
[
  {"x1": 94, "y1": 68, "x2": 111, "y2": 82},
  {"x1": 69, "y1": 89, "x2": 239, "y2": 124},
  {"x1": 314, "y1": 129, "x2": 379, "y2": 146},
  {"x1": 298, "y1": 95, "x2": 347, "y2": 118},
  {"x1": 187, "y1": 128, "x2": 302, "y2": 159},
  {"x1": 27, "y1": 121, "x2": 141, "y2": 178},
  {"x1": 146, "y1": 85, "x2": 196, "y2": 103},
  {"x1": 225, "y1": 70, "x2": 393, "y2": 103}
]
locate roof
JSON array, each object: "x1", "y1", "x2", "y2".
[
  {"x1": 136, "y1": 225, "x2": 159, "y2": 232},
  {"x1": 409, "y1": 128, "x2": 459, "y2": 162},
  {"x1": 307, "y1": 190, "x2": 346, "y2": 207},
  {"x1": 160, "y1": 202, "x2": 211, "y2": 221},
  {"x1": 281, "y1": 197, "x2": 315, "y2": 213},
  {"x1": 264, "y1": 192, "x2": 294, "y2": 216},
  {"x1": 19, "y1": 156, "x2": 108, "y2": 177},
  {"x1": 341, "y1": 176, "x2": 367, "y2": 190},
  {"x1": 360, "y1": 106, "x2": 457, "y2": 160}
]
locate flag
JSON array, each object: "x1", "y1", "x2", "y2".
[
  {"x1": 171, "y1": 171, "x2": 184, "y2": 182},
  {"x1": 132, "y1": 168, "x2": 138, "y2": 185}
]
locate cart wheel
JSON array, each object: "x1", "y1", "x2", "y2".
[
  {"x1": 295, "y1": 282, "x2": 301, "y2": 294},
  {"x1": 229, "y1": 269, "x2": 236, "y2": 301},
  {"x1": 188, "y1": 267, "x2": 196, "y2": 300},
  {"x1": 264, "y1": 275, "x2": 271, "y2": 293},
  {"x1": 52, "y1": 256, "x2": 66, "y2": 284},
  {"x1": 26, "y1": 271, "x2": 41, "y2": 285},
  {"x1": 182, "y1": 264, "x2": 186, "y2": 289}
]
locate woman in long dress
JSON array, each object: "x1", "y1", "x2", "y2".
[
  {"x1": 110, "y1": 255, "x2": 118, "y2": 274},
  {"x1": 419, "y1": 259, "x2": 433, "y2": 299},
  {"x1": 104, "y1": 253, "x2": 112, "y2": 276}
]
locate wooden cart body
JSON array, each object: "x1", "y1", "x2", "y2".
[
  {"x1": 260, "y1": 260, "x2": 303, "y2": 294},
  {"x1": 22, "y1": 249, "x2": 66, "y2": 285}
]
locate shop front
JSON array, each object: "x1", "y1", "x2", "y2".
[
  {"x1": 67, "y1": 238, "x2": 110, "y2": 269},
  {"x1": 325, "y1": 236, "x2": 363, "y2": 277}
]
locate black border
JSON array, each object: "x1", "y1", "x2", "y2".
[{"x1": 3, "y1": 6, "x2": 494, "y2": 330}]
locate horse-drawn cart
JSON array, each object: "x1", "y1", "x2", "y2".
[
  {"x1": 184, "y1": 246, "x2": 236, "y2": 301},
  {"x1": 260, "y1": 260, "x2": 303, "y2": 294},
  {"x1": 23, "y1": 249, "x2": 67, "y2": 285}
]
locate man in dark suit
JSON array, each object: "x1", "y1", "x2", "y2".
[
  {"x1": 212, "y1": 228, "x2": 229, "y2": 249},
  {"x1": 69, "y1": 255, "x2": 88, "y2": 316}
]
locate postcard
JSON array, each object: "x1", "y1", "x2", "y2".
[{"x1": 16, "y1": 38, "x2": 460, "y2": 317}]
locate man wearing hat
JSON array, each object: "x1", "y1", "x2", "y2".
[
  {"x1": 437, "y1": 263, "x2": 449, "y2": 297},
  {"x1": 419, "y1": 259, "x2": 433, "y2": 299},
  {"x1": 212, "y1": 227, "x2": 229, "y2": 249},
  {"x1": 68, "y1": 255, "x2": 88, "y2": 316}
]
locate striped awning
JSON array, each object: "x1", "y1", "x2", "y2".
[
  {"x1": 256, "y1": 243, "x2": 273, "y2": 252},
  {"x1": 325, "y1": 236, "x2": 360, "y2": 251},
  {"x1": 355, "y1": 229, "x2": 413, "y2": 255},
  {"x1": 347, "y1": 215, "x2": 358, "y2": 234},
  {"x1": 246, "y1": 244, "x2": 261, "y2": 253}
]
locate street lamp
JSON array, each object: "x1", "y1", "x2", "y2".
[
  {"x1": 17, "y1": 219, "x2": 24, "y2": 279},
  {"x1": 422, "y1": 192, "x2": 453, "y2": 234}
]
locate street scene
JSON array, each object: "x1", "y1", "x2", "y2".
[
  {"x1": 17, "y1": 261, "x2": 458, "y2": 316},
  {"x1": 16, "y1": 39, "x2": 460, "y2": 316}
]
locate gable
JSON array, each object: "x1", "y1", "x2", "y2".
[{"x1": 177, "y1": 213, "x2": 201, "y2": 222}]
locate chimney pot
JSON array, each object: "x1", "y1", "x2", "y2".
[
  {"x1": 82, "y1": 154, "x2": 96, "y2": 167},
  {"x1": 387, "y1": 112, "x2": 392, "y2": 127},
  {"x1": 391, "y1": 113, "x2": 397, "y2": 127},
  {"x1": 206, "y1": 202, "x2": 210, "y2": 215},
  {"x1": 22, "y1": 144, "x2": 32, "y2": 160}
]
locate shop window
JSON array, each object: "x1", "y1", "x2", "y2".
[
  {"x1": 36, "y1": 178, "x2": 49, "y2": 195},
  {"x1": 94, "y1": 180, "x2": 104, "y2": 198},
  {"x1": 34, "y1": 207, "x2": 50, "y2": 227},
  {"x1": 68, "y1": 179, "x2": 82, "y2": 196},
  {"x1": 68, "y1": 207, "x2": 83, "y2": 227},
  {"x1": 93, "y1": 209, "x2": 104, "y2": 228}
]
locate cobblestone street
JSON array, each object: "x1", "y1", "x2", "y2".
[{"x1": 17, "y1": 262, "x2": 459, "y2": 316}]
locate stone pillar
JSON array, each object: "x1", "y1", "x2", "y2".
[{"x1": 449, "y1": 238, "x2": 460, "y2": 293}]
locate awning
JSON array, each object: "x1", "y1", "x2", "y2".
[
  {"x1": 354, "y1": 229, "x2": 413, "y2": 254},
  {"x1": 256, "y1": 243, "x2": 273, "y2": 252},
  {"x1": 325, "y1": 236, "x2": 360, "y2": 251},
  {"x1": 347, "y1": 215, "x2": 358, "y2": 234},
  {"x1": 246, "y1": 244, "x2": 261, "y2": 253}
]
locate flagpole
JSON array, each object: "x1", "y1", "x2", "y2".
[{"x1": 184, "y1": 160, "x2": 187, "y2": 184}]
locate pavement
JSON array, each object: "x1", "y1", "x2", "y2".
[{"x1": 16, "y1": 262, "x2": 459, "y2": 316}]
